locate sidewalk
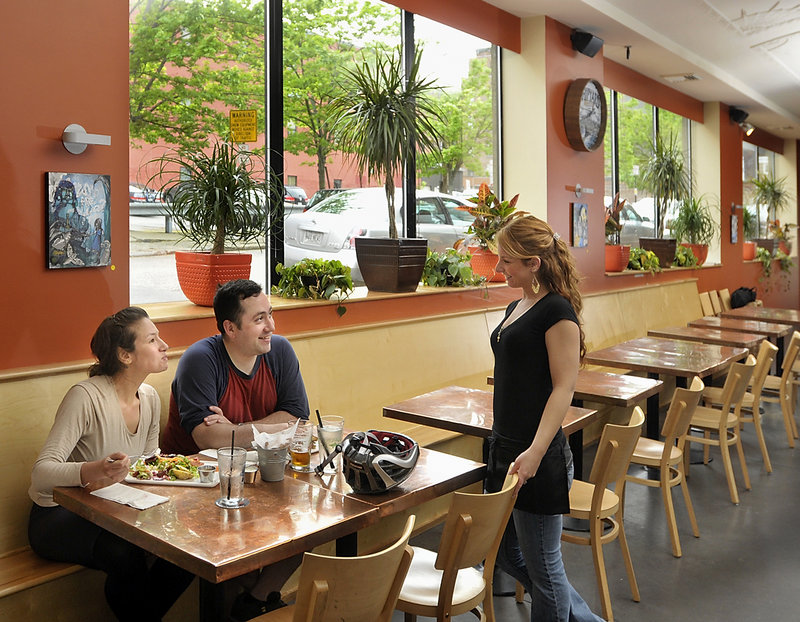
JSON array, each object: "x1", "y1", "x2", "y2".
[{"x1": 129, "y1": 228, "x2": 264, "y2": 257}]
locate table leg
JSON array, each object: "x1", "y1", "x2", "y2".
[
  {"x1": 776, "y1": 335, "x2": 785, "y2": 375},
  {"x1": 199, "y1": 579, "x2": 228, "y2": 622},
  {"x1": 336, "y1": 532, "x2": 358, "y2": 557},
  {"x1": 646, "y1": 373, "x2": 661, "y2": 439},
  {"x1": 569, "y1": 398, "x2": 585, "y2": 481}
]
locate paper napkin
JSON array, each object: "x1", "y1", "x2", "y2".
[{"x1": 91, "y1": 482, "x2": 169, "y2": 510}]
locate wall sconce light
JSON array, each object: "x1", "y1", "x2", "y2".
[
  {"x1": 728, "y1": 107, "x2": 754, "y2": 135},
  {"x1": 61, "y1": 124, "x2": 111, "y2": 154}
]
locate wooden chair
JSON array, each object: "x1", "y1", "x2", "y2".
[
  {"x1": 395, "y1": 472, "x2": 518, "y2": 622},
  {"x1": 626, "y1": 377, "x2": 704, "y2": 558},
  {"x1": 685, "y1": 356, "x2": 756, "y2": 504},
  {"x1": 699, "y1": 291, "x2": 714, "y2": 316},
  {"x1": 718, "y1": 288, "x2": 732, "y2": 312},
  {"x1": 253, "y1": 515, "x2": 415, "y2": 622},
  {"x1": 561, "y1": 408, "x2": 644, "y2": 622},
  {"x1": 708, "y1": 290, "x2": 722, "y2": 315},
  {"x1": 762, "y1": 331, "x2": 800, "y2": 448},
  {"x1": 702, "y1": 340, "x2": 777, "y2": 472}
]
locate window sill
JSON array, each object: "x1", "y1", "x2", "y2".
[{"x1": 605, "y1": 262, "x2": 721, "y2": 276}]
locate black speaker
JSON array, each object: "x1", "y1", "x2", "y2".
[
  {"x1": 729, "y1": 107, "x2": 749, "y2": 124},
  {"x1": 571, "y1": 29, "x2": 604, "y2": 58}
]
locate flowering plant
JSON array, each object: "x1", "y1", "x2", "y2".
[
  {"x1": 767, "y1": 219, "x2": 796, "y2": 242},
  {"x1": 457, "y1": 183, "x2": 519, "y2": 252}
]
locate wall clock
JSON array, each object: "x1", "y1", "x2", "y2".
[{"x1": 563, "y1": 78, "x2": 607, "y2": 151}]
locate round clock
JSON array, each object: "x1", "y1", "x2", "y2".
[{"x1": 563, "y1": 78, "x2": 607, "y2": 151}]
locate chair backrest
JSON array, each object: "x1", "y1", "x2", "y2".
[
  {"x1": 435, "y1": 471, "x2": 518, "y2": 573},
  {"x1": 661, "y1": 377, "x2": 704, "y2": 447},
  {"x1": 779, "y1": 331, "x2": 800, "y2": 392},
  {"x1": 589, "y1": 407, "x2": 644, "y2": 496},
  {"x1": 716, "y1": 356, "x2": 757, "y2": 420},
  {"x1": 718, "y1": 288, "x2": 732, "y2": 311},
  {"x1": 699, "y1": 292, "x2": 714, "y2": 316},
  {"x1": 708, "y1": 290, "x2": 722, "y2": 315},
  {"x1": 749, "y1": 340, "x2": 778, "y2": 404},
  {"x1": 291, "y1": 515, "x2": 415, "y2": 622}
]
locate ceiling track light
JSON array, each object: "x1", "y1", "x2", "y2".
[{"x1": 743, "y1": 122, "x2": 755, "y2": 136}]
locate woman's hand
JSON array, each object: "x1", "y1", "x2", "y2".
[
  {"x1": 203, "y1": 405, "x2": 232, "y2": 426},
  {"x1": 103, "y1": 452, "x2": 131, "y2": 483},
  {"x1": 508, "y1": 448, "x2": 543, "y2": 494}
]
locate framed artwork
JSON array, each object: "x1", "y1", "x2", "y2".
[
  {"x1": 46, "y1": 172, "x2": 111, "y2": 269},
  {"x1": 731, "y1": 214, "x2": 738, "y2": 244},
  {"x1": 571, "y1": 202, "x2": 588, "y2": 247}
]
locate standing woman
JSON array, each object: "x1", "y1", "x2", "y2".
[
  {"x1": 28, "y1": 307, "x2": 194, "y2": 622},
  {"x1": 486, "y1": 214, "x2": 602, "y2": 622}
]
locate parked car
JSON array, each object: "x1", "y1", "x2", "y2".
[
  {"x1": 618, "y1": 204, "x2": 655, "y2": 246},
  {"x1": 283, "y1": 185, "x2": 308, "y2": 216},
  {"x1": 305, "y1": 188, "x2": 349, "y2": 211},
  {"x1": 129, "y1": 182, "x2": 163, "y2": 203},
  {"x1": 283, "y1": 187, "x2": 471, "y2": 282}
]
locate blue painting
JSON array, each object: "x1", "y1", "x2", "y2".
[
  {"x1": 47, "y1": 172, "x2": 111, "y2": 269},
  {"x1": 571, "y1": 202, "x2": 588, "y2": 248}
]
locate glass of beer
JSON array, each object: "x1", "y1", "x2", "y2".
[{"x1": 290, "y1": 420, "x2": 313, "y2": 472}]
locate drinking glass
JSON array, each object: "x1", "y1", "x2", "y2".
[
  {"x1": 290, "y1": 420, "x2": 314, "y2": 472},
  {"x1": 317, "y1": 415, "x2": 344, "y2": 473},
  {"x1": 215, "y1": 447, "x2": 250, "y2": 508}
]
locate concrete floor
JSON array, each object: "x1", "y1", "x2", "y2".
[{"x1": 392, "y1": 398, "x2": 800, "y2": 621}]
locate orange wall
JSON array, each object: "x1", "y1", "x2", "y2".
[{"x1": 0, "y1": 1, "x2": 130, "y2": 370}]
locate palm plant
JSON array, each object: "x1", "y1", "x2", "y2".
[
  {"x1": 639, "y1": 132, "x2": 691, "y2": 237},
  {"x1": 148, "y1": 140, "x2": 278, "y2": 255},
  {"x1": 750, "y1": 174, "x2": 791, "y2": 237},
  {"x1": 671, "y1": 195, "x2": 716, "y2": 245},
  {"x1": 331, "y1": 47, "x2": 443, "y2": 239}
]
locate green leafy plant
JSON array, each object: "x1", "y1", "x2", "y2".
[
  {"x1": 756, "y1": 246, "x2": 773, "y2": 279},
  {"x1": 673, "y1": 245, "x2": 698, "y2": 267},
  {"x1": 639, "y1": 132, "x2": 691, "y2": 238},
  {"x1": 147, "y1": 140, "x2": 279, "y2": 254},
  {"x1": 272, "y1": 258, "x2": 354, "y2": 317},
  {"x1": 756, "y1": 247, "x2": 794, "y2": 292},
  {"x1": 421, "y1": 248, "x2": 484, "y2": 287},
  {"x1": 750, "y1": 175, "x2": 791, "y2": 235},
  {"x1": 628, "y1": 247, "x2": 661, "y2": 272},
  {"x1": 671, "y1": 195, "x2": 716, "y2": 245},
  {"x1": 331, "y1": 47, "x2": 443, "y2": 239},
  {"x1": 456, "y1": 183, "x2": 519, "y2": 251},
  {"x1": 743, "y1": 207, "x2": 758, "y2": 240}
]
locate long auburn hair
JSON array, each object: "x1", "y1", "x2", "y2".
[{"x1": 495, "y1": 213, "x2": 586, "y2": 360}]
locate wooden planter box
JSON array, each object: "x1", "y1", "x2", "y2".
[
  {"x1": 639, "y1": 237, "x2": 677, "y2": 268},
  {"x1": 753, "y1": 238, "x2": 778, "y2": 254},
  {"x1": 354, "y1": 237, "x2": 427, "y2": 293}
]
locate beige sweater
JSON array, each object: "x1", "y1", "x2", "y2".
[{"x1": 29, "y1": 375, "x2": 160, "y2": 507}]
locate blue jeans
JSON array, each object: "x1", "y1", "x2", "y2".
[{"x1": 496, "y1": 461, "x2": 603, "y2": 622}]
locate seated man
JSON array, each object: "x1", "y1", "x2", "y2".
[
  {"x1": 162, "y1": 279, "x2": 309, "y2": 621},
  {"x1": 162, "y1": 279, "x2": 308, "y2": 455}
]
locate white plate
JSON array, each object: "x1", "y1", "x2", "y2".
[
  {"x1": 200, "y1": 448, "x2": 259, "y2": 463},
  {"x1": 124, "y1": 472, "x2": 219, "y2": 488}
]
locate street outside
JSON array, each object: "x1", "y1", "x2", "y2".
[{"x1": 129, "y1": 216, "x2": 268, "y2": 304}]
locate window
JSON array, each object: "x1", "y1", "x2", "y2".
[{"x1": 742, "y1": 142, "x2": 776, "y2": 238}]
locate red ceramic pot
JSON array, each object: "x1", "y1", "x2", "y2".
[{"x1": 604, "y1": 245, "x2": 630, "y2": 272}]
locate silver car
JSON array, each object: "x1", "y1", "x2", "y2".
[
  {"x1": 283, "y1": 187, "x2": 472, "y2": 282},
  {"x1": 619, "y1": 205, "x2": 656, "y2": 247}
]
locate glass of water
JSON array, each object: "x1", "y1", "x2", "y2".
[
  {"x1": 317, "y1": 415, "x2": 344, "y2": 474},
  {"x1": 215, "y1": 447, "x2": 249, "y2": 509}
]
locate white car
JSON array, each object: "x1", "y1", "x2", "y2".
[{"x1": 283, "y1": 188, "x2": 473, "y2": 282}]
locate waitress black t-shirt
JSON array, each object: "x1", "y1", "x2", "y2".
[{"x1": 487, "y1": 292, "x2": 579, "y2": 514}]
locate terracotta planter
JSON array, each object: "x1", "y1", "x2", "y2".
[
  {"x1": 175, "y1": 251, "x2": 252, "y2": 307},
  {"x1": 639, "y1": 237, "x2": 677, "y2": 268},
  {"x1": 468, "y1": 247, "x2": 504, "y2": 282},
  {"x1": 742, "y1": 241, "x2": 757, "y2": 260},
  {"x1": 354, "y1": 237, "x2": 427, "y2": 293},
  {"x1": 604, "y1": 245, "x2": 630, "y2": 272},
  {"x1": 779, "y1": 241, "x2": 792, "y2": 255},
  {"x1": 681, "y1": 243, "x2": 708, "y2": 266}
]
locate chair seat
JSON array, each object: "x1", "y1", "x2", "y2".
[
  {"x1": 703, "y1": 386, "x2": 754, "y2": 409},
  {"x1": 762, "y1": 375, "x2": 780, "y2": 392},
  {"x1": 398, "y1": 546, "x2": 485, "y2": 607},
  {"x1": 690, "y1": 406, "x2": 738, "y2": 430},
  {"x1": 630, "y1": 437, "x2": 682, "y2": 466},
  {"x1": 567, "y1": 479, "x2": 620, "y2": 518}
]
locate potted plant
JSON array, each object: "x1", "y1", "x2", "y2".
[
  {"x1": 627, "y1": 247, "x2": 661, "y2": 273},
  {"x1": 604, "y1": 192, "x2": 629, "y2": 272},
  {"x1": 750, "y1": 174, "x2": 792, "y2": 253},
  {"x1": 767, "y1": 219, "x2": 796, "y2": 255},
  {"x1": 272, "y1": 258, "x2": 354, "y2": 317},
  {"x1": 456, "y1": 183, "x2": 519, "y2": 281},
  {"x1": 420, "y1": 248, "x2": 484, "y2": 287},
  {"x1": 331, "y1": 47, "x2": 443, "y2": 293},
  {"x1": 671, "y1": 195, "x2": 716, "y2": 265},
  {"x1": 742, "y1": 206, "x2": 758, "y2": 260},
  {"x1": 638, "y1": 132, "x2": 691, "y2": 267},
  {"x1": 147, "y1": 140, "x2": 278, "y2": 306}
]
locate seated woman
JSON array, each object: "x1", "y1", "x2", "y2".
[{"x1": 28, "y1": 307, "x2": 194, "y2": 622}]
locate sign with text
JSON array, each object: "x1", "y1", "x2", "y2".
[{"x1": 230, "y1": 109, "x2": 258, "y2": 143}]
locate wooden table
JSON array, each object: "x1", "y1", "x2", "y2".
[
  {"x1": 721, "y1": 307, "x2": 800, "y2": 330},
  {"x1": 687, "y1": 316, "x2": 792, "y2": 370},
  {"x1": 647, "y1": 326, "x2": 765, "y2": 350},
  {"x1": 54, "y1": 446, "x2": 483, "y2": 622},
  {"x1": 382, "y1": 386, "x2": 599, "y2": 479},
  {"x1": 585, "y1": 337, "x2": 748, "y2": 438}
]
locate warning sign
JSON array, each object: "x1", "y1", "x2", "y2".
[{"x1": 230, "y1": 109, "x2": 258, "y2": 143}]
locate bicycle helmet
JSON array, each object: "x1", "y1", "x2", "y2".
[{"x1": 340, "y1": 430, "x2": 419, "y2": 494}]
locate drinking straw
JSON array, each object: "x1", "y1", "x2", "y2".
[
  {"x1": 315, "y1": 409, "x2": 330, "y2": 457},
  {"x1": 227, "y1": 429, "x2": 235, "y2": 500}
]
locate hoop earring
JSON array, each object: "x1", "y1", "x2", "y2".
[{"x1": 531, "y1": 274, "x2": 540, "y2": 294}]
